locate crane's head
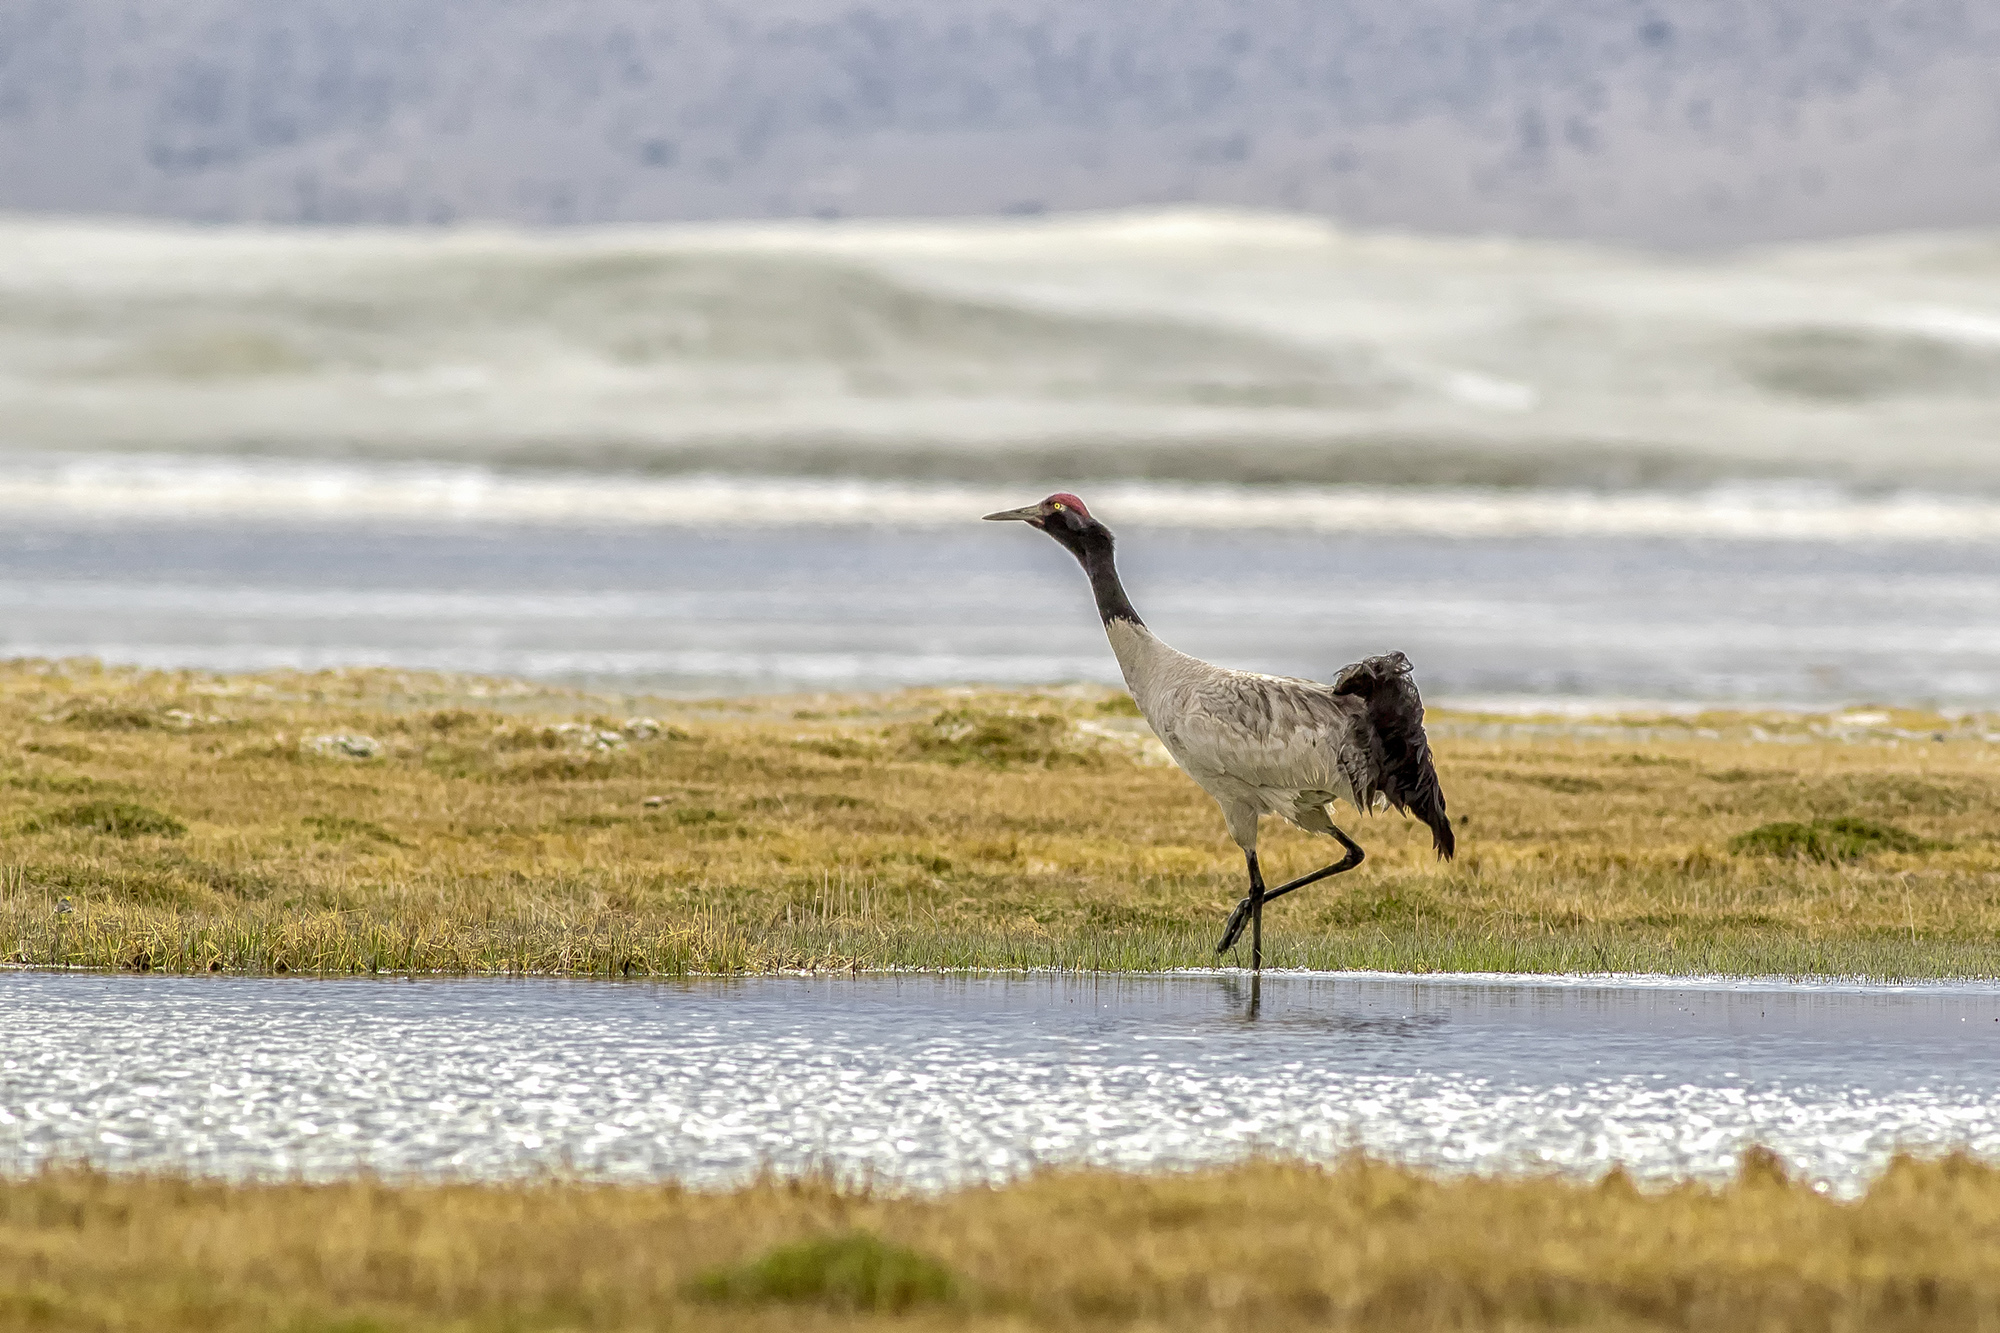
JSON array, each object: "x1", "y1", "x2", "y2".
[
  {"x1": 983, "y1": 492, "x2": 1141, "y2": 624},
  {"x1": 981, "y1": 493, "x2": 1105, "y2": 557}
]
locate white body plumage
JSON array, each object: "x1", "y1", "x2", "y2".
[{"x1": 1107, "y1": 618, "x2": 1371, "y2": 851}]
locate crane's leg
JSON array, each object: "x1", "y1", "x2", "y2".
[
  {"x1": 1215, "y1": 825, "x2": 1366, "y2": 955},
  {"x1": 1215, "y1": 850, "x2": 1266, "y2": 961},
  {"x1": 1252, "y1": 866, "x2": 1264, "y2": 973},
  {"x1": 1259, "y1": 824, "x2": 1365, "y2": 906}
]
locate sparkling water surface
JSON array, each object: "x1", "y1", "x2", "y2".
[{"x1": 4, "y1": 971, "x2": 1998, "y2": 1193}]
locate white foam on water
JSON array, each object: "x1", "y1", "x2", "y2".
[{"x1": 5, "y1": 452, "x2": 2000, "y2": 543}]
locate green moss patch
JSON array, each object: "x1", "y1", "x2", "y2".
[
  {"x1": 693, "y1": 1232, "x2": 959, "y2": 1311},
  {"x1": 1729, "y1": 817, "x2": 1924, "y2": 863},
  {"x1": 23, "y1": 800, "x2": 186, "y2": 839}
]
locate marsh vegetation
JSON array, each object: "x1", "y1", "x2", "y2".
[
  {"x1": 7, "y1": 1152, "x2": 2000, "y2": 1331},
  {"x1": 2, "y1": 660, "x2": 1998, "y2": 977}
]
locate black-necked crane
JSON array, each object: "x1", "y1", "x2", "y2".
[{"x1": 984, "y1": 492, "x2": 1455, "y2": 970}]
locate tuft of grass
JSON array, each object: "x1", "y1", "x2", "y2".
[
  {"x1": 48, "y1": 700, "x2": 166, "y2": 730},
  {"x1": 22, "y1": 799, "x2": 185, "y2": 839},
  {"x1": 302, "y1": 815, "x2": 402, "y2": 846},
  {"x1": 893, "y1": 708, "x2": 1104, "y2": 768},
  {"x1": 7, "y1": 770, "x2": 104, "y2": 794},
  {"x1": 1730, "y1": 817, "x2": 1925, "y2": 862},
  {"x1": 693, "y1": 1232, "x2": 960, "y2": 1311},
  {"x1": 19, "y1": 740, "x2": 96, "y2": 762},
  {"x1": 667, "y1": 806, "x2": 732, "y2": 827}
]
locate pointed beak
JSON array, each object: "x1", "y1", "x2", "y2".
[{"x1": 982, "y1": 505, "x2": 1044, "y2": 523}]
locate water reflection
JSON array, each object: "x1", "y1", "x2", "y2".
[
  {"x1": 2, "y1": 970, "x2": 1998, "y2": 1193},
  {"x1": 1221, "y1": 973, "x2": 1260, "y2": 1021}
]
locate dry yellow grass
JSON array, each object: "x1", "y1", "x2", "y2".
[
  {"x1": 2, "y1": 658, "x2": 1999, "y2": 976},
  {"x1": 5, "y1": 1152, "x2": 2000, "y2": 1331}
]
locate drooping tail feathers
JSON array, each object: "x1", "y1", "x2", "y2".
[{"x1": 1332, "y1": 651, "x2": 1455, "y2": 859}]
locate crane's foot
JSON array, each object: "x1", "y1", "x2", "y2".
[{"x1": 1215, "y1": 896, "x2": 1255, "y2": 954}]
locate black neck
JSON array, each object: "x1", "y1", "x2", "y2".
[{"x1": 1076, "y1": 531, "x2": 1143, "y2": 627}]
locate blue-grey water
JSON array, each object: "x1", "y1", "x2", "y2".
[
  {"x1": 4, "y1": 516, "x2": 1999, "y2": 706},
  {"x1": 5, "y1": 971, "x2": 2000, "y2": 1193}
]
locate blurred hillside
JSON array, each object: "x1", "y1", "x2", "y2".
[{"x1": 2, "y1": 0, "x2": 1997, "y2": 245}]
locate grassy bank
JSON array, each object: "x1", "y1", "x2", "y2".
[
  {"x1": 7, "y1": 1152, "x2": 2000, "y2": 1331},
  {"x1": 2, "y1": 659, "x2": 1998, "y2": 977}
]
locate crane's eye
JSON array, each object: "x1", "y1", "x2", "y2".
[{"x1": 1049, "y1": 502, "x2": 1065, "y2": 511}]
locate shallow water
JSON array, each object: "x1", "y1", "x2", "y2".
[
  {"x1": 5, "y1": 515, "x2": 2000, "y2": 705},
  {"x1": 4, "y1": 971, "x2": 1999, "y2": 1193}
]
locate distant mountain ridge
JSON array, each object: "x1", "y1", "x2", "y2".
[{"x1": 1, "y1": 0, "x2": 1998, "y2": 245}]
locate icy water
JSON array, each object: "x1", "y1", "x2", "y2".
[
  {"x1": 5, "y1": 510, "x2": 2000, "y2": 705},
  {"x1": 5, "y1": 971, "x2": 2000, "y2": 1193}
]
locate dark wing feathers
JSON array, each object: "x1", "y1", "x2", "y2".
[{"x1": 1332, "y1": 651, "x2": 1455, "y2": 859}]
